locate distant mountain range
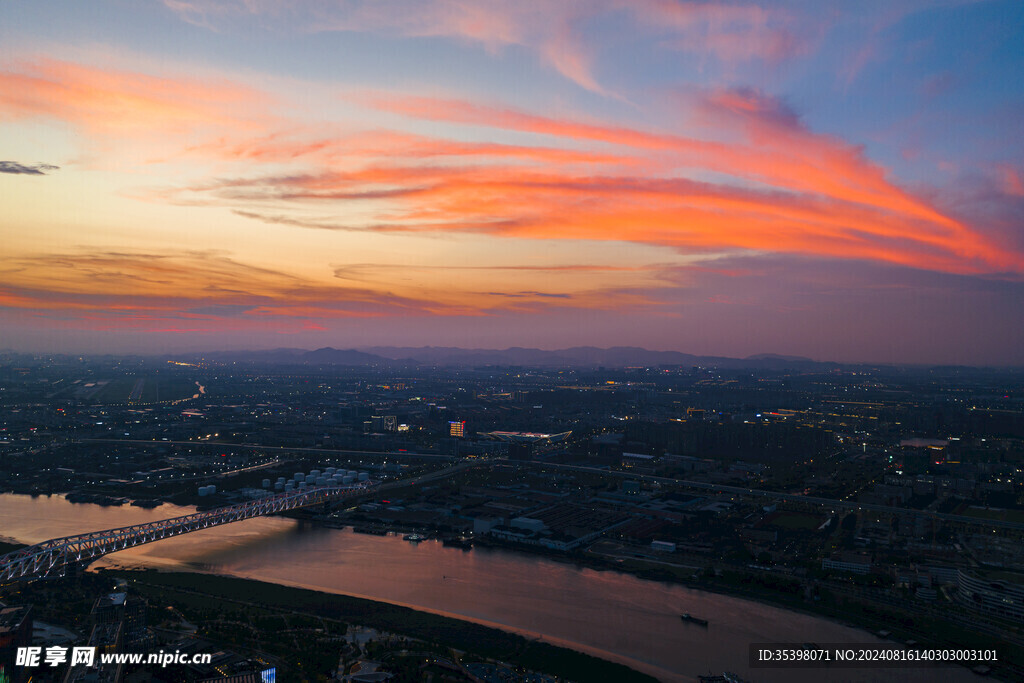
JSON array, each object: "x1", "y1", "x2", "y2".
[{"x1": 191, "y1": 346, "x2": 824, "y2": 369}]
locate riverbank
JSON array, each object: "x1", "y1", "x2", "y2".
[
  {"x1": 105, "y1": 568, "x2": 660, "y2": 683},
  {"x1": 0, "y1": 493, "x2": 1001, "y2": 682},
  {"x1": 471, "y1": 535, "x2": 1021, "y2": 681},
  {"x1": 324, "y1": 514, "x2": 1012, "y2": 667}
]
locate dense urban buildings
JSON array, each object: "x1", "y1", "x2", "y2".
[{"x1": 0, "y1": 350, "x2": 1021, "y2": 681}]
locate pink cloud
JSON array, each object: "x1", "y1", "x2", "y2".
[
  {"x1": 0, "y1": 58, "x2": 270, "y2": 137},
  {"x1": 348, "y1": 90, "x2": 1019, "y2": 275},
  {"x1": 997, "y1": 164, "x2": 1024, "y2": 197},
  {"x1": 634, "y1": 0, "x2": 806, "y2": 63},
  {"x1": 161, "y1": 0, "x2": 808, "y2": 96}
]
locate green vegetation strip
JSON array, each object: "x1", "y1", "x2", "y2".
[{"x1": 110, "y1": 570, "x2": 659, "y2": 683}]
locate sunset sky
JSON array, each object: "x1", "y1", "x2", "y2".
[{"x1": 2, "y1": 1, "x2": 1022, "y2": 363}]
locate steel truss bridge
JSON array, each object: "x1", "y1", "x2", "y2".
[{"x1": 0, "y1": 485, "x2": 368, "y2": 583}]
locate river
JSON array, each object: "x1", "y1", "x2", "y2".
[{"x1": 0, "y1": 494, "x2": 978, "y2": 683}]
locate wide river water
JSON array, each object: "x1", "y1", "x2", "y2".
[{"x1": 0, "y1": 494, "x2": 978, "y2": 683}]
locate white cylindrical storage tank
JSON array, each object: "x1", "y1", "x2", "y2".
[
  {"x1": 262, "y1": 479, "x2": 271, "y2": 488},
  {"x1": 294, "y1": 472, "x2": 304, "y2": 481},
  {"x1": 274, "y1": 481, "x2": 284, "y2": 490},
  {"x1": 284, "y1": 482, "x2": 294, "y2": 491},
  {"x1": 342, "y1": 475, "x2": 354, "y2": 483},
  {"x1": 298, "y1": 481, "x2": 307, "y2": 489},
  {"x1": 325, "y1": 467, "x2": 336, "y2": 475},
  {"x1": 310, "y1": 469, "x2": 321, "y2": 477},
  {"x1": 314, "y1": 477, "x2": 326, "y2": 486},
  {"x1": 207, "y1": 484, "x2": 217, "y2": 494},
  {"x1": 276, "y1": 476, "x2": 286, "y2": 483},
  {"x1": 347, "y1": 470, "x2": 357, "y2": 477},
  {"x1": 198, "y1": 486, "x2": 209, "y2": 496},
  {"x1": 358, "y1": 472, "x2": 369, "y2": 481}
]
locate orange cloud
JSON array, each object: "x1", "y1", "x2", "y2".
[
  {"x1": 172, "y1": 151, "x2": 1010, "y2": 276},
  {"x1": 344, "y1": 92, "x2": 1021, "y2": 275},
  {"x1": 175, "y1": 158, "x2": 1010, "y2": 276},
  {"x1": 366, "y1": 91, "x2": 947, "y2": 227},
  {"x1": 5, "y1": 54, "x2": 1018, "y2": 313},
  {"x1": 181, "y1": 128, "x2": 635, "y2": 168},
  {"x1": 0, "y1": 58, "x2": 269, "y2": 138},
  {"x1": 0, "y1": 250, "x2": 661, "y2": 332}
]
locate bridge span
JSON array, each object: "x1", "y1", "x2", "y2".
[{"x1": 0, "y1": 484, "x2": 370, "y2": 583}]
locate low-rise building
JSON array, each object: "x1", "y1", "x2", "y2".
[
  {"x1": 956, "y1": 569, "x2": 1024, "y2": 622},
  {"x1": 822, "y1": 552, "x2": 872, "y2": 575}
]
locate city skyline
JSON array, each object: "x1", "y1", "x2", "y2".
[{"x1": 2, "y1": 1, "x2": 1023, "y2": 364}]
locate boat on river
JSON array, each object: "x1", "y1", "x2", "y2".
[
  {"x1": 680, "y1": 613, "x2": 709, "y2": 626},
  {"x1": 442, "y1": 535, "x2": 473, "y2": 549}
]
